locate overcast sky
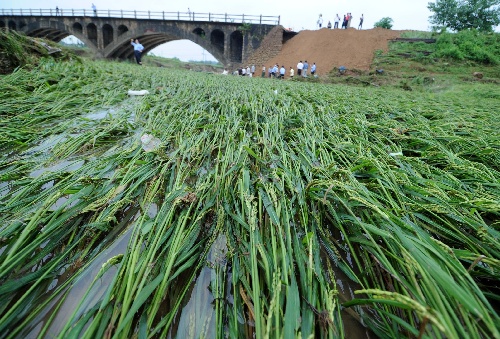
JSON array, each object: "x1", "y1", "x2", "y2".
[{"x1": 4, "y1": 0, "x2": 436, "y2": 61}]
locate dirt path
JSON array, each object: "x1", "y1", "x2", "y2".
[{"x1": 261, "y1": 28, "x2": 403, "y2": 75}]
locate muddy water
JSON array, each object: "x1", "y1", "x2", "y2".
[
  {"x1": 22, "y1": 208, "x2": 140, "y2": 338},
  {"x1": 321, "y1": 233, "x2": 373, "y2": 339},
  {"x1": 174, "y1": 234, "x2": 228, "y2": 339},
  {"x1": 29, "y1": 159, "x2": 85, "y2": 178}
]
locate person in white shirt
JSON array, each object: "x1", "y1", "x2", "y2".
[
  {"x1": 279, "y1": 65, "x2": 286, "y2": 79},
  {"x1": 317, "y1": 14, "x2": 323, "y2": 28},
  {"x1": 297, "y1": 60, "x2": 303, "y2": 76},
  {"x1": 334, "y1": 14, "x2": 340, "y2": 29}
]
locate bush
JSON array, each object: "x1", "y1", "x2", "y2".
[
  {"x1": 435, "y1": 30, "x2": 499, "y2": 64},
  {"x1": 374, "y1": 17, "x2": 394, "y2": 29},
  {"x1": 435, "y1": 45, "x2": 464, "y2": 60}
]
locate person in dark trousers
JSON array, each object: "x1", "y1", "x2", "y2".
[
  {"x1": 358, "y1": 14, "x2": 364, "y2": 29},
  {"x1": 131, "y1": 38, "x2": 144, "y2": 65},
  {"x1": 92, "y1": 3, "x2": 97, "y2": 17},
  {"x1": 56, "y1": 6, "x2": 59, "y2": 16}
]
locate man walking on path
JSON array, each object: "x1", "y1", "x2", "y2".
[
  {"x1": 131, "y1": 38, "x2": 144, "y2": 65},
  {"x1": 358, "y1": 14, "x2": 364, "y2": 29},
  {"x1": 334, "y1": 14, "x2": 340, "y2": 29},
  {"x1": 311, "y1": 63, "x2": 316, "y2": 76},
  {"x1": 92, "y1": 3, "x2": 97, "y2": 17},
  {"x1": 279, "y1": 65, "x2": 286, "y2": 79},
  {"x1": 297, "y1": 60, "x2": 303, "y2": 76}
]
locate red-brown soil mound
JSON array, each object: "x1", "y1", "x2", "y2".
[{"x1": 262, "y1": 27, "x2": 402, "y2": 75}]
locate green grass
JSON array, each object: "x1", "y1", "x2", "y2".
[
  {"x1": 328, "y1": 30, "x2": 500, "y2": 90},
  {"x1": 0, "y1": 34, "x2": 499, "y2": 338}
]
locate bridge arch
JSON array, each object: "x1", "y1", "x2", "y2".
[
  {"x1": 24, "y1": 20, "x2": 70, "y2": 42},
  {"x1": 103, "y1": 23, "x2": 232, "y2": 64},
  {"x1": 192, "y1": 27, "x2": 205, "y2": 37},
  {"x1": 73, "y1": 22, "x2": 83, "y2": 35},
  {"x1": 102, "y1": 24, "x2": 113, "y2": 48},
  {"x1": 87, "y1": 23, "x2": 97, "y2": 46},
  {"x1": 8, "y1": 20, "x2": 16, "y2": 30},
  {"x1": 210, "y1": 29, "x2": 224, "y2": 54},
  {"x1": 0, "y1": 20, "x2": 5, "y2": 28},
  {"x1": 117, "y1": 25, "x2": 128, "y2": 36},
  {"x1": 230, "y1": 30, "x2": 243, "y2": 63}
]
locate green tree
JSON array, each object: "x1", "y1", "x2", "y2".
[
  {"x1": 374, "y1": 17, "x2": 394, "y2": 29},
  {"x1": 428, "y1": 0, "x2": 500, "y2": 31}
]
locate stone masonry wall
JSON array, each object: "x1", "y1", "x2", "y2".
[{"x1": 242, "y1": 25, "x2": 284, "y2": 68}]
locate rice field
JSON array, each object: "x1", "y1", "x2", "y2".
[{"x1": 0, "y1": 59, "x2": 499, "y2": 338}]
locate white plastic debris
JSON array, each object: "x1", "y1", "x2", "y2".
[
  {"x1": 140, "y1": 134, "x2": 161, "y2": 152},
  {"x1": 389, "y1": 152, "x2": 403, "y2": 157},
  {"x1": 128, "y1": 90, "x2": 150, "y2": 96},
  {"x1": 273, "y1": 89, "x2": 278, "y2": 94}
]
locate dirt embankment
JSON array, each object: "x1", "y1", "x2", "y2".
[{"x1": 259, "y1": 28, "x2": 402, "y2": 75}]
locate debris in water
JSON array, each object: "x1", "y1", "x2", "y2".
[
  {"x1": 128, "y1": 90, "x2": 149, "y2": 96},
  {"x1": 140, "y1": 134, "x2": 161, "y2": 152}
]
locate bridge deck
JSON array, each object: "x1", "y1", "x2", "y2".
[{"x1": 1, "y1": 8, "x2": 280, "y2": 25}]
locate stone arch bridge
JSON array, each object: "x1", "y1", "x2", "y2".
[{"x1": 0, "y1": 8, "x2": 281, "y2": 66}]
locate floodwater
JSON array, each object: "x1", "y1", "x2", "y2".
[
  {"x1": 321, "y1": 232, "x2": 373, "y2": 339},
  {"x1": 22, "y1": 207, "x2": 140, "y2": 338},
  {"x1": 174, "y1": 234, "x2": 228, "y2": 339},
  {"x1": 29, "y1": 159, "x2": 85, "y2": 178}
]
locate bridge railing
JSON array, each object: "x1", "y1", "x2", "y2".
[{"x1": 1, "y1": 8, "x2": 280, "y2": 25}]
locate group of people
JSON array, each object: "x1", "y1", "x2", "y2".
[
  {"x1": 321, "y1": 13, "x2": 364, "y2": 30},
  {"x1": 226, "y1": 61, "x2": 317, "y2": 80},
  {"x1": 295, "y1": 60, "x2": 317, "y2": 77},
  {"x1": 234, "y1": 65, "x2": 257, "y2": 76}
]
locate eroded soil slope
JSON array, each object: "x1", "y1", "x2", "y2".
[{"x1": 260, "y1": 28, "x2": 402, "y2": 75}]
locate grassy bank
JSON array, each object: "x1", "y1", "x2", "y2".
[{"x1": 327, "y1": 30, "x2": 500, "y2": 90}]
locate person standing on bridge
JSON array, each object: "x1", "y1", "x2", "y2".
[
  {"x1": 92, "y1": 3, "x2": 97, "y2": 17},
  {"x1": 131, "y1": 39, "x2": 144, "y2": 65},
  {"x1": 56, "y1": 6, "x2": 59, "y2": 16}
]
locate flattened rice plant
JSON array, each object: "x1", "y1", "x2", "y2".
[{"x1": 0, "y1": 58, "x2": 499, "y2": 338}]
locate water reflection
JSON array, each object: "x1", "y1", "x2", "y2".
[{"x1": 176, "y1": 234, "x2": 228, "y2": 339}]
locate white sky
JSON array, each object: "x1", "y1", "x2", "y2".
[{"x1": 4, "y1": 0, "x2": 437, "y2": 61}]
